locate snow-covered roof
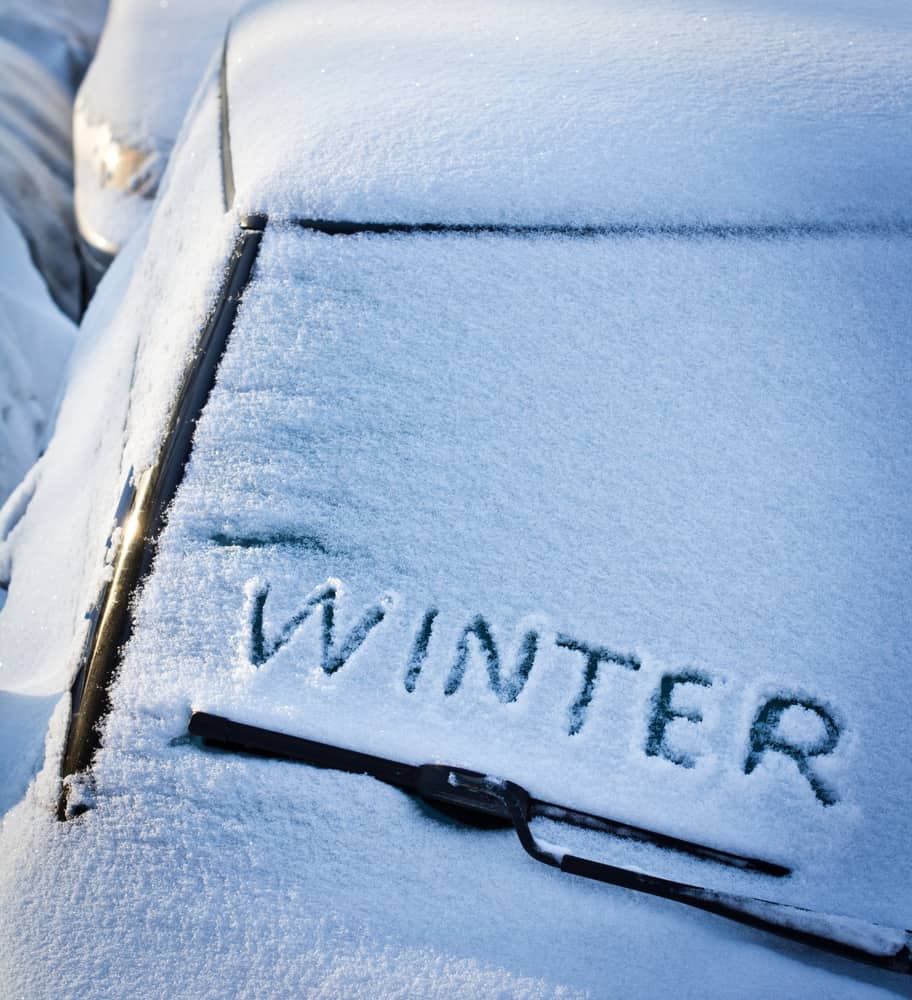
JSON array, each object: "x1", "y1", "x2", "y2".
[
  {"x1": 74, "y1": 0, "x2": 240, "y2": 255},
  {"x1": 227, "y1": 0, "x2": 912, "y2": 226}
]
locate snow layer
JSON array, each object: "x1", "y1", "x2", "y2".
[
  {"x1": 2, "y1": 222, "x2": 907, "y2": 996},
  {"x1": 1, "y1": 2, "x2": 911, "y2": 995},
  {"x1": 0, "y1": 208, "x2": 74, "y2": 508},
  {"x1": 0, "y1": 0, "x2": 105, "y2": 314},
  {"x1": 0, "y1": 59, "x2": 236, "y2": 818},
  {"x1": 0, "y1": 32, "x2": 78, "y2": 317},
  {"x1": 0, "y1": 0, "x2": 105, "y2": 92},
  {"x1": 229, "y1": 0, "x2": 912, "y2": 225},
  {"x1": 143, "y1": 226, "x2": 911, "y2": 923},
  {"x1": 0, "y1": 1, "x2": 104, "y2": 516}
]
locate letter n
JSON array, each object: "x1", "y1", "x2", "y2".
[{"x1": 444, "y1": 616, "x2": 539, "y2": 703}]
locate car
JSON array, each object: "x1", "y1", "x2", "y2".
[
  {"x1": 0, "y1": 4, "x2": 102, "y2": 505},
  {"x1": 1, "y1": 1, "x2": 910, "y2": 995},
  {"x1": 73, "y1": 0, "x2": 239, "y2": 284}
]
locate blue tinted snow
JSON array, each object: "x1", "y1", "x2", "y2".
[
  {"x1": 102, "y1": 226, "x2": 912, "y2": 954},
  {"x1": 2, "y1": 0, "x2": 911, "y2": 993}
]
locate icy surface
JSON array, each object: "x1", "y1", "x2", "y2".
[{"x1": 229, "y1": 0, "x2": 912, "y2": 225}]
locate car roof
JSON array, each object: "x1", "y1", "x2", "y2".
[{"x1": 225, "y1": 0, "x2": 912, "y2": 228}]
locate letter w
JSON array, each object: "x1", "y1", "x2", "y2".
[{"x1": 247, "y1": 579, "x2": 389, "y2": 673}]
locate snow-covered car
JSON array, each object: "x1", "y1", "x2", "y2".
[
  {"x1": 0, "y1": 208, "x2": 74, "y2": 509},
  {"x1": 1, "y1": 1, "x2": 911, "y2": 995},
  {"x1": 73, "y1": 0, "x2": 238, "y2": 278}
]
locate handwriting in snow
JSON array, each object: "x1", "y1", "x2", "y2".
[{"x1": 243, "y1": 578, "x2": 843, "y2": 805}]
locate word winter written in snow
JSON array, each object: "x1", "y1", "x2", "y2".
[{"x1": 243, "y1": 578, "x2": 843, "y2": 806}]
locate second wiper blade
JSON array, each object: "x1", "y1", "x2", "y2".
[{"x1": 187, "y1": 711, "x2": 912, "y2": 975}]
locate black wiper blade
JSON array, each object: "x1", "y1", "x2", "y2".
[
  {"x1": 189, "y1": 711, "x2": 782, "y2": 873},
  {"x1": 187, "y1": 711, "x2": 912, "y2": 975},
  {"x1": 190, "y1": 709, "x2": 421, "y2": 789}
]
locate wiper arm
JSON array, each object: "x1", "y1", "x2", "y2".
[{"x1": 187, "y1": 711, "x2": 911, "y2": 975}]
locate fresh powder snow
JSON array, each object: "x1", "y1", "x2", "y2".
[
  {"x1": 0, "y1": 54, "x2": 238, "y2": 818},
  {"x1": 74, "y1": 0, "x2": 241, "y2": 255},
  {"x1": 228, "y1": 0, "x2": 912, "y2": 227},
  {"x1": 0, "y1": 1, "x2": 910, "y2": 996},
  {"x1": 0, "y1": 209, "x2": 74, "y2": 510}
]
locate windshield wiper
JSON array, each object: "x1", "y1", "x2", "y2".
[{"x1": 187, "y1": 711, "x2": 911, "y2": 975}]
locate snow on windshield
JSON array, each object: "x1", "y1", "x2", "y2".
[
  {"x1": 91, "y1": 223, "x2": 910, "y2": 939},
  {"x1": 2, "y1": 221, "x2": 899, "y2": 996},
  {"x1": 1, "y1": 0, "x2": 910, "y2": 992}
]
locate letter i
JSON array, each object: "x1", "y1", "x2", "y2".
[{"x1": 404, "y1": 608, "x2": 438, "y2": 692}]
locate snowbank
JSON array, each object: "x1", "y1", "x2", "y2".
[
  {"x1": 0, "y1": 0, "x2": 106, "y2": 509},
  {"x1": 0, "y1": 209, "x2": 74, "y2": 509},
  {"x1": 0, "y1": 0, "x2": 106, "y2": 316},
  {"x1": 0, "y1": 2, "x2": 909, "y2": 995}
]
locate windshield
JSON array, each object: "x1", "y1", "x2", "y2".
[{"x1": 104, "y1": 222, "x2": 910, "y2": 958}]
